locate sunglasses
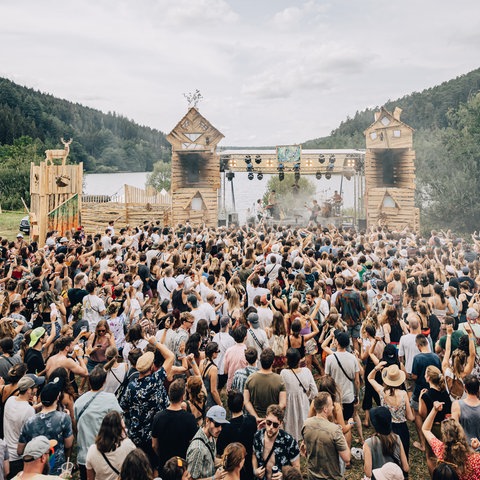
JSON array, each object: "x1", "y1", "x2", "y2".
[
  {"x1": 266, "y1": 419, "x2": 280, "y2": 429},
  {"x1": 213, "y1": 421, "x2": 223, "y2": 428},
  {"x1": 97, "y1": 329, "x2": 106, "y2": 333}
]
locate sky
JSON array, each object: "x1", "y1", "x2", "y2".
[{"x1": 1, "y1": 0, "x2": 479, "y2": 146}]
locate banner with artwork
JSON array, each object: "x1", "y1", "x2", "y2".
[{"x1": 276, "y1": 145, "x2": 301, "y2": 163}]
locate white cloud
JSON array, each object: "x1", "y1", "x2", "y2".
[{"x1": 0, "y1": 0, "x2": 478, "y2": 145}]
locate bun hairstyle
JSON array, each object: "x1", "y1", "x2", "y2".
[
  {"x1": 426, "y1": 365, "x2": 446, "y2": 391},
  {"x1": 222, "y1": 442, "x2": 246, "y2": 472}
]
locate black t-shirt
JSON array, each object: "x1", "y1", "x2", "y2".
[
  {"x1": 422, "y1": 388, "x2": 452, "y2": 422},
  {"x1": 67, "y1": 288, "x2": 88, "y2": 307},
  {"x1": 25, "y1": 348, "x2": 45, "y2": 375},
  {"x1": 216, "y1": 414, "x2": 257, "y2": 480},
  {"x1": 151, "y1": 408, "x2": 198, "y2": 470},
  {"x1": 137, "y1": 264, "x2": 150, "y2": 293},
  {"x1": 172, "y1": 289, "x2": 189, "y2": 313}
]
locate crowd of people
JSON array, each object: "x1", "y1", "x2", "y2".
[{"x1": 1, "y1": 219, "x2": 480, "y2": 479}]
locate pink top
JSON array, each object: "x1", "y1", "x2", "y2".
[
  {"x1": 224, "y1": 343, "x2": 248, "y2": 390},
  {"x1": 430, "y1": 437, "x2": 480, "y2": 480}
]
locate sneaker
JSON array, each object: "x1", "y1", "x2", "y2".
[{"x1": 351, "y1": 447, "x2": 363, "y2": 460}]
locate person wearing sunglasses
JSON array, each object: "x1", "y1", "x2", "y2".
[
  {"x1": 252, "y1": 404, "x2": 300, "y2": 480},
  {"x1": 186, "y1": 405, "x2": 229, "y2": 480}
]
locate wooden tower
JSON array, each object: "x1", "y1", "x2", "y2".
[
  {"x1": 364, "y1": 107, "x2": 419, "y2": 230},
  {"x1": 30, "y1": 140, "x2": 83, "y2": 243},
  {"x1": 167, "y1": 107, "x2": 224, "y2": 227}
]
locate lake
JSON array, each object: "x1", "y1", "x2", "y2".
[{"x1": 84, "y1": 171, "x2": 357, "y2": 223}]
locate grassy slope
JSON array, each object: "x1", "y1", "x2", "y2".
[{"x1": 0, "y1": 210, "x2": 25, "y2": 240}]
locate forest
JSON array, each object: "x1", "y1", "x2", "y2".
[{"x1": 303, "y1": 68, "x2": 480, "y2": 233}]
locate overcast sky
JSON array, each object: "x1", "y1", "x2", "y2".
[{"x1": 1, "y1": 0, "x2": 479, "y2": 146}]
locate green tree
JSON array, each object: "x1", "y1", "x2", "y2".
[
  {"x1": 146, "y1": 161, "x2": 171, "y2": 192},
  {"x1": 416, "y1": 93, "x2": 480, "y2": 233},
  {"x1": 263, "y1": 173, "x2": 316, "y2": 214}
]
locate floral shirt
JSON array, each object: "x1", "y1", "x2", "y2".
[
  {"x1": 253, "y1": 428, "x2": 300, "y2": 470},
  {"x1": 430, "y1": 437, "x2": 480, "y2": 480},
  {"x1": 120, "y1": 367, "x2": 169, "y2": 445},
  {"x1": 19, "y1": 410, "x2": 73, "y2": 475}
]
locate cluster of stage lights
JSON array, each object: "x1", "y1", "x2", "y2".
[
  {"x1": 244, "y1": 154, "x2": 264, "y2": 180},
  {"x1": 239, "y1": 153, "x2": 341, "y2": 181}
]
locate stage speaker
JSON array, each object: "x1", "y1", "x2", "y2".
[
  {"x1": 357, "y1": 219, "x2": 367, "y2": 230},
  {"x1": 228, "y1": 213, "x2": 239, "y2": 224},
  {"x1": 218, "y1": 219, "x2": 227, "y2": 227}
]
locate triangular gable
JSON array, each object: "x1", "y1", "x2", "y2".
[
  {"x1": 167, "y1": 107, "x2": 224, "y2": 149},
  {"x1": 376, "y1": 189, "x2": 401, "y2": 211},
  {"x1": 182, "y1": 190, "x2": 208, "y2": 210},
  {"x1": 363, "y1": 107, "x2": 414, "y2": 135}
]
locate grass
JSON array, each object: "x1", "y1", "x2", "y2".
[{"x1": 0, "y1": 210, "x2": 26, "y2": 241}]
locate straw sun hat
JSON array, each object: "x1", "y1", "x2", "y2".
[{"x1": 382, "y1": 364, "x2": 406, "y2": 387}]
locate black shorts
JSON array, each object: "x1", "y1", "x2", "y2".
[{"x1": 342, "y1": 401, "x2": 355, "y2": 422}]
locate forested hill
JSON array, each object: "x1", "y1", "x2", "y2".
[
  {"x1": 0, "y1": 77, "x2": 170, "y2": 172},
  {"x1": 303, "y1": 67, "x2": 480, "y2": 148}
]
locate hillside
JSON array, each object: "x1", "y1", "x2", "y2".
[
  {"x1": 0, "y1": 78, "x2": 170, "y2": 172},
  {"x1": 303, "y1": 67, "x2": 480, "y2": 148}
]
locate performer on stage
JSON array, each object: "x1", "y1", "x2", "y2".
[
  {"x1": 253, "y1": 199, "x2": 265, "y2": 223},
  {"x1": 267, "y1": 189, "x2": 279, "y2": 220},
  {"x1": 331, "y1": 190, "x2": 342, "y2": 217},
  {"x1": 305, "y1": 199, "x2": 321, "y2": 226}
]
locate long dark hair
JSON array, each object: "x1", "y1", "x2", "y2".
[
  {"x1": 120, "y1": 449, "x2": 154, "y2": 480},
  {"x1": 95, "y1": 411, "x2": 124, "y2": 453}
]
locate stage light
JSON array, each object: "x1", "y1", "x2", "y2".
[
  {"x1": 255, "y1": 155, "x2": 262, "y2": 164},
  {"x1": 327, "y1": 162, "x2": 335, "y2": 172},
  {"x1": 329, "y1": 155, "x2": 336, "y2": 164},
  {"x1": 315, "y1": 171, "x2": 322, "y2": 180},
  {"x1": 246, "y1": 163, "x2": 253, "y2": 173},
  {"x1": 244, "y1": 155, "x2": 252, "y2": 164},
  {"x1": 226, "y1": 171, "x2": 235, "y2": 181},
  {"x1": 279, "y1": 172, "x2": 284, "y2": 181},
  {"x1": 293, "y1": 163, "x2": 300, "y2": 173},
  {"x1": 248, "y1": 172, "x2": 254, "y2": 180},
  {"x1": 318, "y1": 154, "x2": 325, "y2": 164},
  {"x1": 278, "y1": 163, "x2": 284, "y2": 171},
  {"x1": 325, "y1": 172, "x2": 332, "y2": 180},
  {"x1": 294, "y1": 172, "x2": 300, "y2": 182},
  {"x1": 257, "y1": 172, "x2": 263, "y2": 180}
]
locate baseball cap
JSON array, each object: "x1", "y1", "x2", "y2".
[
  {"x1": 17, "y1": 233, "x2": 24, "y2": 238},
  {"x1": 59, "y1": 237, "x2": 68, "y2": 243},
  {"x1": 40, "y1": 383, "x2": 60, "y2": 406},
  {"x1": 18, "y1": 376, "x2": 36, "y2": 393},
  {"x1": 22, "y1": 436, "x2": 57, "y2": 462},
  {"x1": 136, "y1": 352, "x2": 155, "y2": 373},
  {"x1": 29, "y1": 327, "x2": 46, "y2": 348},
  {"x1": 175, "y1": 274, "x2": 186, "y2": 285},
  {"x1": 247, "y1": 312, "x2": 259, "y2": 327},
  {"x1": 206, "y1": 405, "x2": 229, "y2": 424}
]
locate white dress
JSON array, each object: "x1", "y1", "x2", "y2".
[{"x1": 280, "y1": 367, "x2": 318, "y2": 441}]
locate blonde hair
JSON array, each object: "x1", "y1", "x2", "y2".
[{"x1": 426, "y1": 365, "x2": 446, "y2": 391}]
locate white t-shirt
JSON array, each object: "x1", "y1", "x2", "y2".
[
  {"x1": 246, "y1": 284, "x2": 270, "y2": 307},
  {"x1": 4, "y1": 397, "x2": 35, "y2": 461},
  {"x1": 398, "y1": 333, "x2": 429, "y2": 373},
  {"x1": 325, "y1": 351, "x2": 359, "y2": 404},
  {"x1": 86, "y1": 438, "x2": 136, "y2": 480},
  {"x1": 82, "y1": 294, "x2": 106, "y2": 330},
  {"x1": 157, "y1": 276, "x2": 177, "y2": 302},
  {"x1": 257, "y1": 307, "x2": 273, "y2": 330},
  {"x1": 212, "y1": 331, "x2": 236, "y2": 375}
]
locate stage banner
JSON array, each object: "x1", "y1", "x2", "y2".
[{"x1": 277, "y1": 145, "x2": 301, "y2": 163}]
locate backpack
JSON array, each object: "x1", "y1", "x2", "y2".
[
  {"x1": 115, "y1": 368, "x2": 139, "y2": 402},
  {"x1": 446, "y1": 375, "x2": 465, "y2": 400}
]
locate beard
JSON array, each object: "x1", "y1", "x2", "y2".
[{"x1": 42, "y1": 461, "x2": 50, "y2": 475}]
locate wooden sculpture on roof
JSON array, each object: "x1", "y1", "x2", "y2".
[
  {"x1": 167, "y1": 106, "x2": 224, "y2": 227},
  {"x1": 364, "y1": 107, "x2": 420, "y2": 230}
]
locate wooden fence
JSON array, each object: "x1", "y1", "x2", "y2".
[{"x1": 81, "y1": 185, "x2": 172, "y2": 233}]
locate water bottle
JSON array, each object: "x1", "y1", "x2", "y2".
[{"x1": 272, "y1": 465, "x2": 279, "y2": 476}]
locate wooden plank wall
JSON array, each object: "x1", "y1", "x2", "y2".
[
  {"x1": 171, "y1": 187, "x2": 218, "y2": 227},
  {"x1": 365, "y1": 150, "x2": 416, "y2": 190},
  {"x1": 81, "y1": 202, "x2": 171, "y2": 234}
]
